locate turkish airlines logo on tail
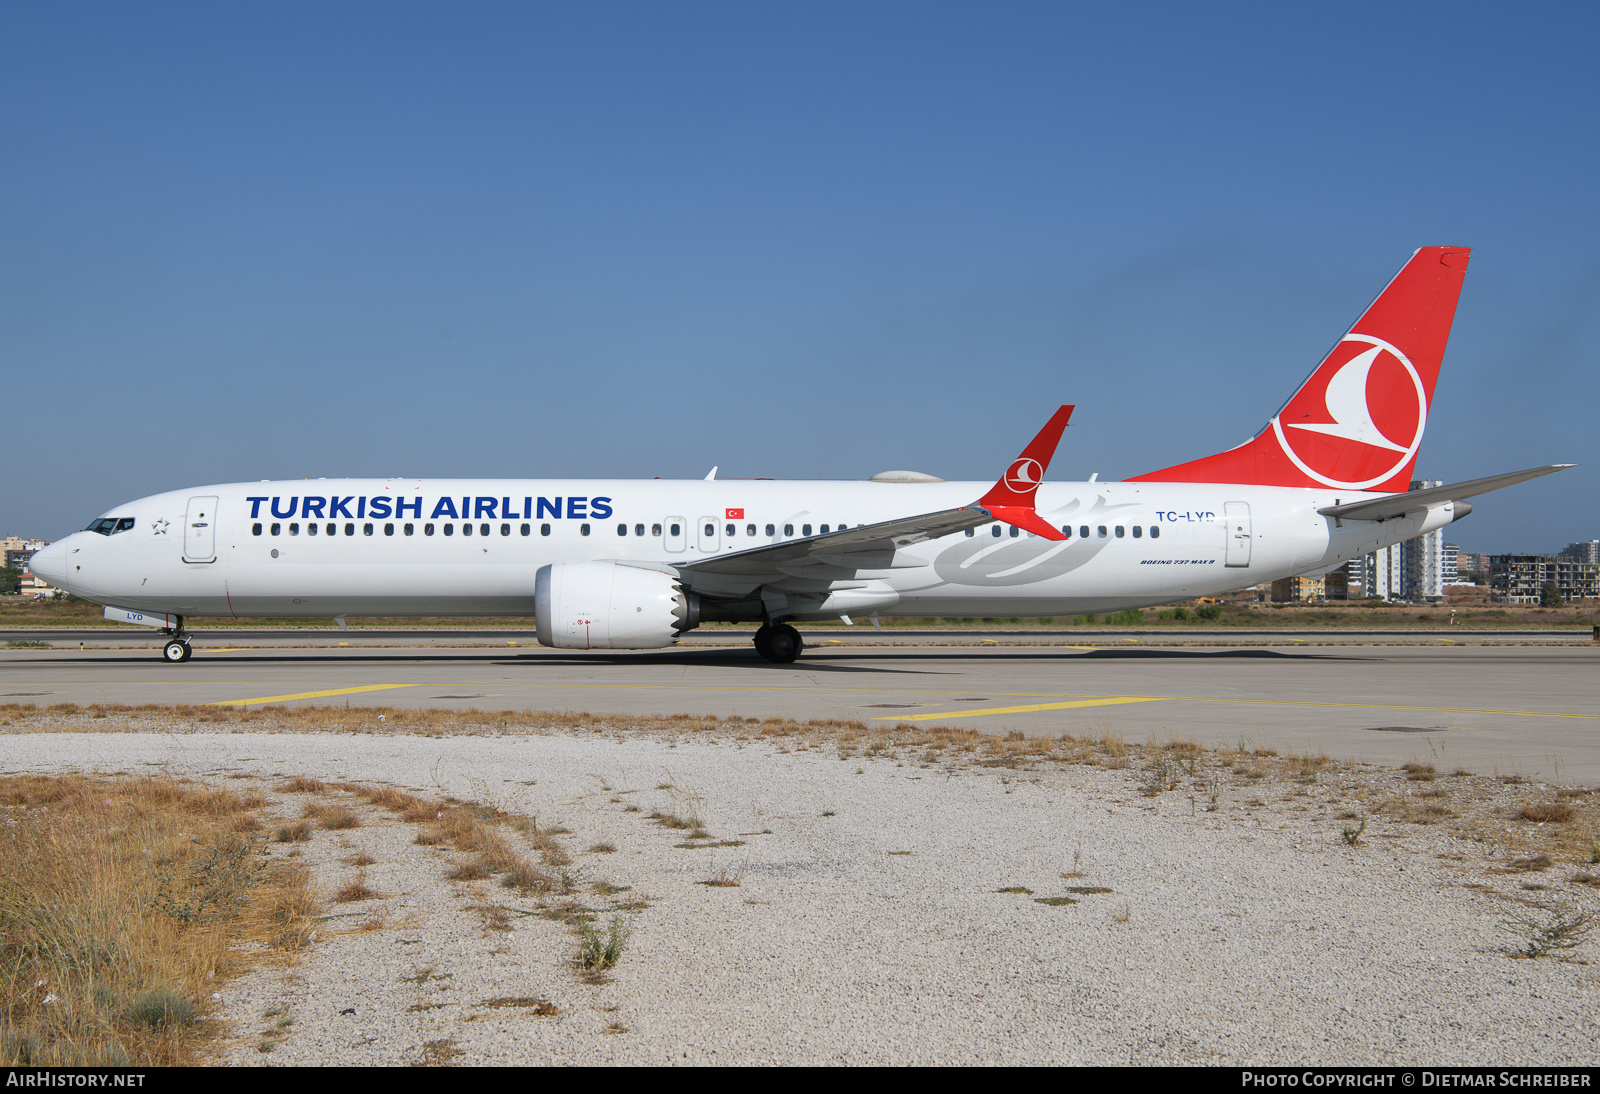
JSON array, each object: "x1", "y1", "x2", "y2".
[
  {"x1": 1269, "y1": 334, "x2": 1428, "y2": 490},
  {"x1": 1004, "y1": 458, "x2": 1044, "y2": 495}
]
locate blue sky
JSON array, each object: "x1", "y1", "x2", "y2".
[{"x1": 4, "y1": 2, "x2": 1596, "y2": 553}]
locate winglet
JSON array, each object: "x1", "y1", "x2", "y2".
[{"x1": 975, "y1": 405, "x2": 1073, "y2": 539}]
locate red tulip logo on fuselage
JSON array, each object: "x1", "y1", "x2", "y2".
[
  {"x1": 1270, "y1": 334, "x2": 1428, "y2": 490},
  {"x1": 1005, "y1": 458, "x2": 1044, "y2": 494}
]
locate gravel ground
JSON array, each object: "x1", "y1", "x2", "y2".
[{"x1": 4, "y1": 728, "x2": 1598, "y2": 1065}]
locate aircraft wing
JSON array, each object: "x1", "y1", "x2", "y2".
[
  {"x1": 680, "y1": 405, "x2": 1074, "y2": 583},
  {"x1": 679, "y1": 505, "x2": 997, "y2": 578},
  {"x1": 1316, "y1": 464, "x2": 1573, "y2": 522}
]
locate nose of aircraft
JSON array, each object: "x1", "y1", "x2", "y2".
[{"x1": 27, "y1": 539, "x2": 68, "y2": 589}]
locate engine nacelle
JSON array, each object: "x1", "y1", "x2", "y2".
[{"x1": 535, "y1": 561, "x2": 697, "y2": 649}]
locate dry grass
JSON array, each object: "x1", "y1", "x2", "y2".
[
  {"x1": 0, "y1": 774, "x2": 321, "y2": 1066},
  {"x1": 8, "y1": 700, "x2": 1600, "y2": 897}
]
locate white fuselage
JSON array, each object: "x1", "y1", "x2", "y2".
[{"x1": 36, "y1": 477, "x2": 1454, "y2": 621}]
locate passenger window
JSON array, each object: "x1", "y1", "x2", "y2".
[
  {"x1": 345, "y1": 523, "x2": 355, "y2": 536},
  {"x1": 802, "y1": 524, "x2": 812, "y2": 536},
  {"x1": 1132, "y1": 525, "x2": 1142, "y2": 538},
  {"x1": 668, "y1": 523, "x2": 679, "y2": 536},
  {"x1": 252, "y1": 523, "x2": 262, "y2": 536},
  {"x1": 1061, "y1": 526, "x2": 1071, "y2": 538},
  {"x1": 1115, "y1": 526, "x2": 1124, "y2": 538},
  {"x1": 287, "y1": 522, "x2": 297, "y2": 535},
  {"x1": 618, "y1": 523, "x2": 628, "y2": 536},
  {"x1": 991, "y1": 525, "x2": 1001, "y2": 537},
  {"x1": 1097, "y1": 526, "x2": 1107, "y2": 538},
  {"x1": 746, "y1": 523, "x2": 755, "y2": 536},
  {"x1": 326, "y1": 523, "x2": 335, "y2": 536},
  {"x1": 704, "y1": 523, "x2": 714, "y2": 536},
  {"x1": 463, "y1": 523, "x2": 473, "y2": 537},
  {"x1": 820, "y1": 524, "x2": 830, "y2": 534},
  {"x1": 271, "y1": 523, "x2": 281, "y2": 536},
  {"x1": 965, "y1": 528, "x2": 974, "y2": 537},
  {"x1": 765, "y1": 524, "x2": 774, "y2": 536},
  {"x1": 480, "y1": 523, "x2": 489, "y2": 537},
  {"x1": 1009, "y1": 526, "x2": 1019, "y2": 538},
  {"x1": 784, "y1": 524, "x2": 794, "y2": 536},
  {"x1": 364, "y1": 523, "x2": 373, "y2": 536},
  {"x1": 1150, "y1": 526, "x2": 1160, "y2": 539},
  {"x1": 308, "y1": 523, "x2": 318, "y2": 536},
  {"x1": 580, "y1": 523, "x2": 591, "y2": 536},
  {"x1": 521, "y1": 523, "x2": 530, "y2": 536},
  {"x1": 501, "y1": 523, "x2": 510, "y2": 536},
  {"x1": 444, "y1": 524, "x2": 454, "y2": 536},
  {"x1": 541, "y1": 524, "x2": 551, "y2": 536},
  {"x1": 424, "y1": 523, "x2": 435, "y2": 536},
  {"x1": 725, "y1": 523, "x2": 735, "y2": 536},
  {"x1": 635, "y1": 524, "x2": 645, "y2": 537},
  {"x1": 404, "y1": 523, "x2": 414, "y2": 536},
  {"x1": 385, "y1": 523, "x2": 395, "y2": 536},
  {"x1": 1080, "y1": 526, "x2": 1089, "y2": 539}
]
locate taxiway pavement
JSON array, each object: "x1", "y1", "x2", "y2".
[{"x1": 4, "y1": 639, "x2": 1597, "y2": 782}]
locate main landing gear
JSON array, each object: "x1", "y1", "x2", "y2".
[
  {"x1": 753, "y1": 623, "x2": 802, "y2": 664},
  {"x1": 161, "y1": 618, "x2": 192, "y2": 663}
]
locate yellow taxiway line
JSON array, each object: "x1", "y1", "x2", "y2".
[
  {"x1": 882, "y1": 696, "x2": 1169, "y2": 721},
  {"x1": 205, "y1": 684, "x2": 420, "y2": 707}
]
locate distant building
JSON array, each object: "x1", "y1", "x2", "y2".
[
  {"x1": 1349, "y1": 482, "x2": 1448, "y2": 601},
  {"x1": 1353, "y1": 543, "x2": 1403, "y2": 599},
  {"x1": 17, "y1": 572, "x2": 57, "y2": 597},
  {"x1": 1271, "y1": 574, "x2": 1325, "y2": 602},
  {"x1": 1560, "y1": 540, "x2": 1600, "y2": 565},
  {"x1": 1490, "y1": 555, "x2": 1600, "y2": 603},
  {"x1": 3, "y1": 536, "x2": 47, "y2": 571}
]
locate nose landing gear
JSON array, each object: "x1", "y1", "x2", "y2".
[{"x1": 160, "y1": 616, "x2": 192, "y2": 662}]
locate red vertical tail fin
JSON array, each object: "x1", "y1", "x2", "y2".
[{"x1": 1130, "y1": 246, "x2": 1471, "y2": 491}]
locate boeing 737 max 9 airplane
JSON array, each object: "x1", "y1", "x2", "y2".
[{"x1": 28, "y1": 247, "x2": 1570, "y2": 663}]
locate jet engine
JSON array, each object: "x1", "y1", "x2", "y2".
[{"x1": 534, "y1": 561, "x2": 699, "y2": 649}]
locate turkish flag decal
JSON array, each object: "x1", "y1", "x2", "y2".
[{"x1": 725, "y1": 508, "x2": 744, "y2": 519}]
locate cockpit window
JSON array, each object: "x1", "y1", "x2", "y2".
[{"x1": 86, "y1": 517, "x2": 135, "y2": 536}]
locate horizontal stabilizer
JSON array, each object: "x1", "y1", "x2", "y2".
[{"x1": 1317, "y1": 464, "x2": 1573, "y2": 522}]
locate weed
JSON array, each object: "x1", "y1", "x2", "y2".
[
  {"x1": 1341, "y1": 815, "x2": 1367, "y2": 846},
  {"x1": 1063, "y1": 846, "x2": 1085, "y2": 878},
  {"x1": 578, "y1": 915, "x2": 631, "y2": 977},
  {"x1": 701, "y1": 857, "x2": 747, "y2": 887},
  {"x1": 274, "y1": 822, "x2": 312, "y2": 843},
  {"x1": 1520, "y1": 803, "x2": 1574, "y2": 823},
  {"x1": 126, "y1": 988, "x2": 193, "y2": 1030},
  {"x1": 1504, "y1": 902, "x2": 1595, "y2": 958},
  {"x1": 1034, "y1": 896, "x2": 1077, "y2": 907},
  {"x1": 484, "y1": 997, "x2": 558, "y2": 1015},
  {"x1": 335, "y1": 872, "x2": 378, "y2": 903},
  {"x1": 420, "y1": 1038, "x2": 464, "y2": 1066},
  {"x1": 588, "y1": 842, "x2": 618, "y2": 854},
  {"x1": 1113, "y1": 903, "x2": 1132, "y2": 924},
  {"x1": 995, "y1": 886, "x2": 1034, "y2": 894}
]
